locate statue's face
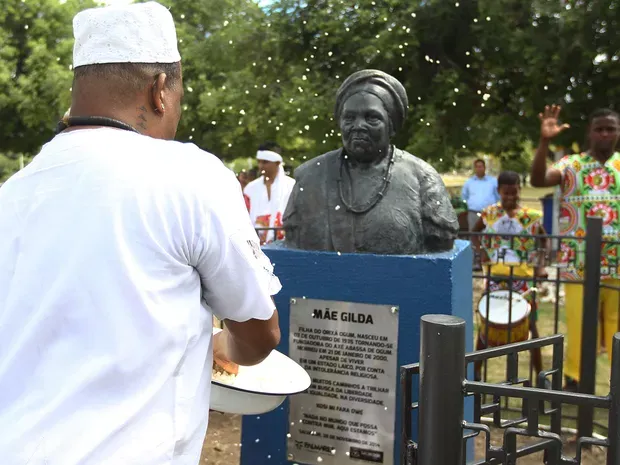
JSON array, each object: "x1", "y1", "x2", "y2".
[{"x1": 339, "y1": 92, "x2": 391, "y2": 162}]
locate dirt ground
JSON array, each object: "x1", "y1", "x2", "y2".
[
  {"x1": 200, "y1": 412, "x2": 242, "y2": 464},
  {"x1": 200, "y1": 412, "x2": 606, "y2": 465}
]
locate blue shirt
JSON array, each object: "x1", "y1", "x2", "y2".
[{"x1": 461, "y1": 175, "x2": 499, "y2": 212}]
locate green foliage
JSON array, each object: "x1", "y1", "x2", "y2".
[
  {"x1": 0, "y1": 0, "x2": 96, "y2": 158},
  {"x1": 1, "y1": 0, "x2": 619, "y2": 179},
  {"x1": 0, "y1": 154, "x2": 22, "y2": 182}
]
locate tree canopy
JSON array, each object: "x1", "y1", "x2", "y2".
[{"x1": 1, "y1": 0, "x2": 618, "y2": 180}]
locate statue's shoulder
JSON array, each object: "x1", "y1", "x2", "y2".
[
  {"x1": 396, "y1": 148, "x2": 441, "y2": 178},
  {"x1": 294, "y1": 149, "x2": 341, "y2": 180}
]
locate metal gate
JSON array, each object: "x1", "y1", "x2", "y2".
[{"x1": 400, "y1": 315, "x2": 620, "y2": 465}]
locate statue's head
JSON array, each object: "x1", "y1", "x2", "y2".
[{"x1": 335, "y1": 70, "x2": 408, "y2": 163}]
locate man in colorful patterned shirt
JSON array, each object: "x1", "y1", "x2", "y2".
[{"x1": 530, "y1": 105, "x2": 620, "y2": 391}]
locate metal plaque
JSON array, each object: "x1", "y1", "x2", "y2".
[{"x1": 287, "y1": 298, "x2": 399, "y2": 465}]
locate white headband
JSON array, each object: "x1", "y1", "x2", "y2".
[
  {"x1": 72, "y1": 2, "x2": 181, "y2": 68},
  {"x1": 256, "y1": 150, "x2": 283, "y2": 163}
]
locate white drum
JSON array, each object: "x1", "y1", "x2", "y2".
[{"x1": 477, "y1": 290, "x2": 531, "y2": 346}]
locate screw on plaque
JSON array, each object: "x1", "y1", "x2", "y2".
[
  {"x1": 287, "y1": 453, "x2": 294, "y2": 460},
  {"x1": 291, "y1": 298, "x2": 297, "y2": 305},
  {"x1": 391, "y1": 306, "x2": 399, "y2": 314}
]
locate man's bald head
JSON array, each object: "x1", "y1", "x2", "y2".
[
  {"x1": 70, "y1": 61, "x2": 183, "y2": 140},
  {"x1": 73, "y1": 62, "x2": 182, "y2": 98}
]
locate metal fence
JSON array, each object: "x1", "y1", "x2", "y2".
[
  {"x1": 400, "y1": 315, "x2": 620, "y2": 465},
  {"x1": 401, "y1": 315, "x2": 620, "y2": 465},
  {"x1": 458, "y1": 217, "x2": 620, "y2": 440},
  {"x1": 257, "y1": 218, "x2": 620, "y2": 463}
]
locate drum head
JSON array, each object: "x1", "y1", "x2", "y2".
[{"x1": 478, "y1": 290, "x2": 530, "y2": 324}]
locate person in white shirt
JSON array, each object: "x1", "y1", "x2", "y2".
[
  {"x1": 244, "y1": 142, "x2": 296, "y2": 244},
  {"x1": 0, "y1": 3, "x2": 280, "y2": 465}
]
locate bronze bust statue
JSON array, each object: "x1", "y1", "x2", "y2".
[{"x1": 283, "y1": 70, "x2": 458, "y2": 254}]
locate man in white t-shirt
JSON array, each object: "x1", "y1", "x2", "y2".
[
  {"x1": 0, "y1": 3, "x2": 281, "y2": 465},
  {"x1": 244, "y1": 142, "x2": 296, "y2": 244}
]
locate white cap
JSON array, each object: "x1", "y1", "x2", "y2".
[
  {"x1": 72, "y1": 2, "x2": 181, "y2": 68},
  {"x1": 256, "y1": 150, "x2": 283, "y2": 163}
]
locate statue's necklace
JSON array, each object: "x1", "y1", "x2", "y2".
[{"x1": 337, "y1": 146, "x2": 395, "y2": 214}]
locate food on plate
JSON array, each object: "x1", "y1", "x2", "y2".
[
  {"x1": 212, "y1": 357, "x2": 238, "y2": 385},
  {"x1": 213, "y1": 357, "x2": 239, "y2": 375}
]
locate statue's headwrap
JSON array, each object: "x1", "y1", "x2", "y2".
[{"x1": 334, "y1": 70, "x2": 409, "y2": 132}]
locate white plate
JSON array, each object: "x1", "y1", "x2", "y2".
[{"x1": 210, "y1": 328, "x2": 311, "y2": 415}]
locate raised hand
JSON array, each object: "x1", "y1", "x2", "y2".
[{"x1": 539, "y1": 104, "x2": 570, "y2": 140}]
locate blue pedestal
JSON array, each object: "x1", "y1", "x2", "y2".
[{"x1": 240, "y1": 240, "x2": 473, "y2": 465}]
